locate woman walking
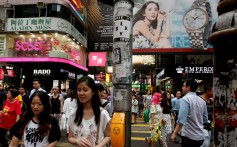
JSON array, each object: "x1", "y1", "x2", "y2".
[
  {"x1": 68, "y1": 76, "x2": 111, "y2": 146},
  {"x1": 0, "y1": 88, "x2": 21, "y2": 147},
  {"x1": 50, "y1": 86, "x2": 63, "y2": 122},
  {"x1": 9, "y1": 91, "x2": 61, "y2": 147},
  {"x1": 160, "y1": 92, "x2": 173, "y2": 147},
  {"x1": 63, "y1": 91, "x2": 77, "y2": 135}
]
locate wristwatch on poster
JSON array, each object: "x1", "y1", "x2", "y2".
[{"x1": 183, "y1": 0, "x2": 212, "y2": 50}]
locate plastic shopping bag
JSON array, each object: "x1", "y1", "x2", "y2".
[{"x1": 60, "y1": 114, "x2": 66, "y2": 130}]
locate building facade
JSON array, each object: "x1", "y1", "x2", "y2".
[{"x1": 0, "y1": 0, "x2": 88, "y2": 91}]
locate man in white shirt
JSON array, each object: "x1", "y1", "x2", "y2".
[{"x1": 29, "y1": 79, "x2": 46, "y2": 98}]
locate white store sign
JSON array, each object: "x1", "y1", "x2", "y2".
[{"x1": 6, "y1": 17, "x2": 87, "y2": 48}]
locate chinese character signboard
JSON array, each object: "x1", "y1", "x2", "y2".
[
  {"x1": 6, "y1": 17, "x2": 87, "y2": 48},
  {"x1": 88, "y1": 52, "x2": 106, "y2": 66}
]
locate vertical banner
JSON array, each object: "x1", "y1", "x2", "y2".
[
  {"x1": 112, "y1": 0, "x2": 133, "y2": 112},
  {"x1": 87, "y1": 0, "x2": 114, "y2": 50}
]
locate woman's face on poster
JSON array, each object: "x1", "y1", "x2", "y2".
[{"x1": 144, "y1": 3, "x2": 159, "y2": 21}]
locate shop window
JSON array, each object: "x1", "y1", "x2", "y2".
[{"x1": 15, "y1": 5, "x2": 39, "y2": 18}]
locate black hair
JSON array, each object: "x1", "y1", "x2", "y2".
[
  {"x1": 74, "y1": 76, "x2": 101, "y2": 125},
  {"x1": 133, "y1": 1, "x2": 160, "y2": 28},
  {"x1": 33, "y1": 79, "x2": 40, "y2": 84},
  {"x1": 185, "y1": 78, "x2": 198, "y2": 92},
  {"x1": 69, "y1": 90, "x2": 76, "y2": 102},
  {"x1": 8, "y1": 88, "x2": 19, "y2": 98},
  {"x1": 18, "y1": 91, "x2": 53, "y2": 135},
  {"x1": 96, "y1": 83, "x2": 105, "y2": 92}
]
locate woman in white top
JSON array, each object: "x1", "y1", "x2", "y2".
[
  {"x1": 63, "y1": 91, "x2": 77, "y2": 135},
  {"x1": 131, "y1": 95, "x2": 138, "y2": 124},
  {"x1": 68, "y1": 76, "x2": 111, "y2": 147}
]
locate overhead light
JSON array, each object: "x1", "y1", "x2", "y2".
[
  {"x1": 31, "y1": 34, "x2": 35, "y2": 38},
  {"x1": 73, "y1": 38, "x2": 75, "y2": 41},
  {"x1": 15, "y1": 32, "x2": 19, "y2": 34},
  {"x1": 20, "y1": 34, "x2": 24, "y2": 37},
  {"x1": 54, "y1": 33, "x2": 58, "y2": 36},
  {"x1": 43, "y1": 34, "x2": 47, "y2": 37},
  {"x1": 77, "y1": 42, "x2": 79, "y2": 44},
  {"x1": 39, "y1": 31, "x2": 43, "y2": 33}
]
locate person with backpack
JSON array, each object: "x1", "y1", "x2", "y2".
[{"x1": 96, "y1": 83, "x2": 112, "y2": 117}]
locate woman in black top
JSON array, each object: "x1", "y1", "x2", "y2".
[
  {"x1": 9, "y1": 91, "x2": 61, "y2": 147},
  {"x1": 50, "y1": 86, "x2": 63, "y2": 122},
  {"x1": 160, "y1": 92, "x2": 173, "y2": 147}
]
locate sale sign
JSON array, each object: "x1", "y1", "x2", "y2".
[{"x1": 88, "y1": 52, "x2": 106, "y2": 66}]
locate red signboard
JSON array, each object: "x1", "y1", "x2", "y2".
[
  {"x1": 0, "y1": 69, "x2": 14, "y2": 80},
  {"x1": 88, "y1": 52, "x2": 106, "y2": 66}
]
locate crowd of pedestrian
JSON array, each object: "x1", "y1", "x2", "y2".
[
  {"x1": 132, "y1": 78, "x2": 214, "y2": 147},
  {"x1": 0, "y1": 77, "x2": 214, "y2": 147},
  {"x1": 0, "y1": 76, "x2": 112, "y2": 147}
]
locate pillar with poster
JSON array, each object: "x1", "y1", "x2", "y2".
[
  {"x1": 208, "y1": 0, "x2": 237, "y2": 146},
  {"x1": 111, "y1": 0, "x2": 133, "y2": 147}
]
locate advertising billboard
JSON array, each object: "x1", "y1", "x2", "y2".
[{"x1": 132, "y1": 0, "x2": 218, "y2": 50}]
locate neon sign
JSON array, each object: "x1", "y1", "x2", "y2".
[
  {"x1": 15, "y1": 41, "x2": 42, "y2": 51},
  {"x1": 68, "y1": 0, "x2": 81, "y2": 9}
]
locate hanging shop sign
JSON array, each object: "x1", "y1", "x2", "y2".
[
  {"x1": 156, "y1": 69, "x2": 165, "y2": 79},
  {"x1": 0, "y1": 69, "x2": 14, "y2": 80},
  {"x1": 88, "y1": 52, "x2": 106, "y2": 66},
  {"x1": 6, "y1": 17, "x2": 87, "y2": 47},
  {"x1": 68, "y1": 72, "x2": 76, "y2": 79}
]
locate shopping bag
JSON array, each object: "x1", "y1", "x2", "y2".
[
  {"x1": 144, "y1": 109, "x2": 150, "y2": 123},
  {"x1": 60, "y1": 114, "x2": 66, "y2": 130}
]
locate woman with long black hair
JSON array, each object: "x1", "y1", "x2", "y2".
[
  {"x1": 68, "y1": 76, "x2": 111, "y2": 146},
  {"x1": 9, "y1": 91, "x2": 61, "y2": 147}
]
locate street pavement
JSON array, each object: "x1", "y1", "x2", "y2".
[{"x1": 56, "y1": 117, "x2": 182, "y2": 147}]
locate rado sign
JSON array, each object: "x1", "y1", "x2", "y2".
[
  {"x1": 185, "y1": 67, "x2": 213, "y2": 74},
  {"x1": 33, "y1": 69, "x2": 51, "y2": 76}
]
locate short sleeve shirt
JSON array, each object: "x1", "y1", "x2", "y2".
[
  {"x1": 0, "y1": 99, "x2": 21, "y2": 129},
  {"x1": 15, "y1": 95, "x2": 23, "y2": 102},
  {"x1": 69, "y1": 109, "x2": 111, "y2": 146},
  {"x1": 10, "y1": 118, "x2": 61, "y2": 147}
]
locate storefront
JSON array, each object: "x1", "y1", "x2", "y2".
[{"x1": 0, "y1": 31, "x2": 88, "y2": 91}]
